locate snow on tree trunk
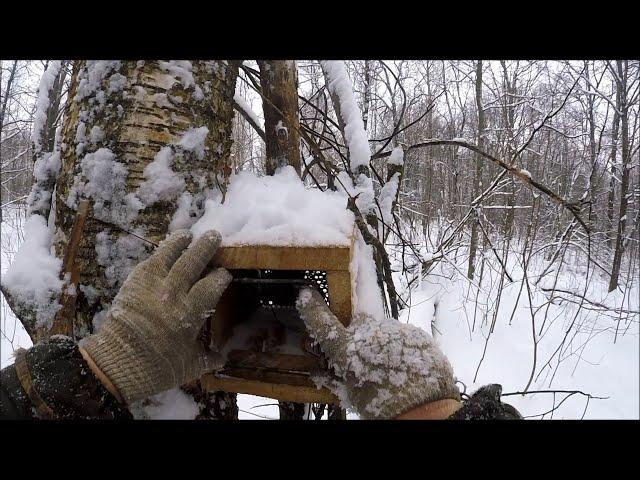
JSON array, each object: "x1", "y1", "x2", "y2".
[
  {"x1": 607, "y1": 88, "x2": 620, "y2": 249},
  {"x1": 379, "y1": 146, "x2": 404, "y2": 239},
  {"x1": 321, "y1": 60, "x2": 396, "y2": 319},
  {"x1": 320, "y1": 60, "x2": 375, "y2": 216},
  {"x1": 28, "y1": 60, "x2": 238, "y2": 340}
]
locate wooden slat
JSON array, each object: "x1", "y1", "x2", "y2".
[
  {"x1": 212, "y1": 244, "x2": 351, "y2": 271},
  {"x1": 201, "y1": 374, "x2": 339, "y2": 404},
  {"x1": 218, "y1": 367, "x2": 315, "y2": 387},
  {"x1": 227, "y1": 350, "x2": 324, "y2": 372}
]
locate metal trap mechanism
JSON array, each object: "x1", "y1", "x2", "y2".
[{"x1": 231, "y1": 269, "x2": 330, "y2": 307}]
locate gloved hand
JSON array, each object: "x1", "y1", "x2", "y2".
[
  {"x1": 79, "y1": 229, "x2": 232, "y2": 405},
  {"x1": 296, "y1": 288, "x2": 461, "y2": 419}
]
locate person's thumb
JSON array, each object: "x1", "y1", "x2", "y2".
[
  {"x1": 199, "y1": 350, "x2": 226, "y2": 374},
  {"x1": 296, "y1": 288, "x2": 349, "y2": 372},
  {"x1": 185, "y1": 268, "x2": 233, "y2": 332}
]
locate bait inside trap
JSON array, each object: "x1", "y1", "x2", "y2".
[{"x1": 200, "y1": 243, "x2": 354, "y2": 404}]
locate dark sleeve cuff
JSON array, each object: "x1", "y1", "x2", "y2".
[
  {"x1": 0, "y1": 335, "x2": 132, "y2": 420},
  {"x1": 447, "y1": 384, "x2": 523, "y2": 420}
]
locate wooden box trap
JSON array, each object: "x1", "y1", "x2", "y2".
[{"x1": 200, "y1": 242, "x2": 354, "y2": 404}]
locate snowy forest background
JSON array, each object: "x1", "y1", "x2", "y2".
[{"x1": 1, "y1": 60, "x2": 638, "y2": 419}]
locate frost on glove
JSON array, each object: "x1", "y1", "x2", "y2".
[
  {"x1": 296, "y1": 288, "x2": 460, "y2": 419},
  {"x1": 80, "y1": 229, "x2": 232, "y2": 404}
]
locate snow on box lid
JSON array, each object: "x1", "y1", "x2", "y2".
[{"x1": 191, "y1": 166, "x2": 355, "y2": 248}]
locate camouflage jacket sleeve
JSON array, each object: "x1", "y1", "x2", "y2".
[
  {"x1": 448, "y1": 384, "x2": 523, "y2": 420},
  {"x1": 0, "y1": 335, "x2": 132, "y2": 420}
]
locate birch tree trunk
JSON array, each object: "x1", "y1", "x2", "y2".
[
  {"x1": 28, "y1": 60, "x2": 68, "y2": 221},
  {"x1": 607, "y1": 86, "x2": 620, "y2": 249},
  {"x1": 0, "y1": 61, "x2": 17, "y2": 134},
  {"x1": 609, "y1": 60, "x2": 630, "y2": 292},
  {"x1": 584, "y1": 61, "x2": 599, "y2": 230},
  {"x1": 362, "y1": 60, "x2": 372, "y2": 131},
  {"x1": 4, "y1": 60, "x2": 240, "y2": 418},
  {"x1": 467, "y1": 60, "x2": 484, "y2": 280},
  {"x1": 257, "y1": 60, "x2": 301, "y2": 176}
]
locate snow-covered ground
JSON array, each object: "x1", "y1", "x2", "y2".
[
  {"x1": 394, "y1": 249, "x2": 639, "y2": 419},
  {"x1": 2, "y1": 205, "x2": 638, "y2": 419}
]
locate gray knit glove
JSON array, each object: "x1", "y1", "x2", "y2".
[
  {"x1": 80, "y1": 229, "x2": 232, "y2": 404},
  {"x1": 296, "y1": 288, "x2": 460, "y2": 419}
]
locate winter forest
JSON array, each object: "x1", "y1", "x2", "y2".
[{"x1": 1, "y1": 60, "x2": 638, "y2": 419}]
